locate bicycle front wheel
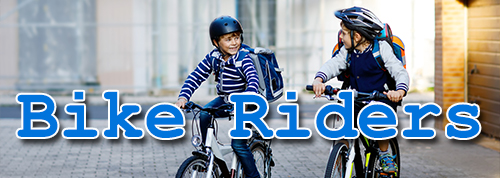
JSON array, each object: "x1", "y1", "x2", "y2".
[
  {"x1": 368, "y1": 138, "x2": 400, "y2": 178},
  {"x1": 235, "y1": 141, "x2": 270, "y2": 178},
  {"x1": 176, "y1": 155, "x2": 220, "y2": 178},
  {"x1": 325, "y1": 142, "x2": 349, "y2": 178},
  {"x1": 389, "y1": 138, "x2": 400, "y2": 178}
]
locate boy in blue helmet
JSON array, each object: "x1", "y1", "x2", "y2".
[
  {"x1": 312, "y1": 7, "x2": 409, "y2": 174},
  {"x1": 175, "y1": 16, "x2": 261, "y2": 178}
]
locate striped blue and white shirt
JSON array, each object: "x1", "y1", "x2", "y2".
[{"x1": 178, "y1": 46, "x2": 259, "y2": 101}]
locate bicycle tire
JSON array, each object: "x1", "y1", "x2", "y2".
[
  {"x1": 235, "y1": 141, "x2": 271, "y2": 178},
  {"x1": 389, "y1": 138, "x2": 400, "y2": 178},
  {"x1": 324, "y1": 142, "x2": 349, "y2": 178},
  {"x1": 366, "y1": 138, "x2": 400, "y2": 178},
  {"x1": 176, "y1": 155, "x2": 220, "y2": 178}
]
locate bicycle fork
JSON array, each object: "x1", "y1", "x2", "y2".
[
  {"x1": 205, "y1": 127, "x2": 241, "y2": 178},
  {"x1": 230, "y1": 152, "x2": 239, "y2": 177},
  {"x1": 205, "y1": 127, "x2": 215, "y2": 178},
  {"x1": 345, "y1": 139, "x2": 356, "y2": 178}
]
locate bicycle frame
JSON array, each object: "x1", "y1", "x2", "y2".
[
  {"x1": 328, "y1": 108, "x2": 400, "y2": 178},
  {"x1": 204, "y1": 127, "x2": 241, "y2": 178},
  {"x1": 329, "y1": 114, "x2": 357, "y2": 178},
  {"x1": 330, "y1": 129, "x2": 383, "y2": 178},
  {"x1": 308, "y1": 85, "x2": 399, "y2": 178},
  {"x1": 345, "y1": 139, "x2": 357, "y2": 178},
  {"x1": 178, "y1": 101, "x2": 273, "y2": 178}
]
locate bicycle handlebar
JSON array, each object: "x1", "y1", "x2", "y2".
[
  {"x1": 184, "y1": 101, "x2": 233, "y2": 115},
  {"x1": 306, "y1": 85, "x2": 388, "y2": 101},
  {"x1": 306, "y1": 85, "x2": 340, "y2": 96}
]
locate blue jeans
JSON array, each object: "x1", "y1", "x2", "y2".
[{"x1": 199, "y1": 97, "x2": 260, "y2": 178}]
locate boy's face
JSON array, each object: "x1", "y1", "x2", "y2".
[{"x1": 215, "y1": 32, "x2": 241, "y2": 56}]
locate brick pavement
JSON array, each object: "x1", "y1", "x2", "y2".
[
  {"x1": 1, "y1": 92, "x2": 499, "y2": 177},
  {"x1": 1, "y1": 116, "x2": 499, "y2": 178}
]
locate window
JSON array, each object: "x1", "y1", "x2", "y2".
[{"x1": 237, "y1": 0, "x2": 276, "y2": 47}]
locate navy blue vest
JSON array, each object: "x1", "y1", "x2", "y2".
[{"x1": 349, "y1": 50, "x2": 397, "y2": 110}]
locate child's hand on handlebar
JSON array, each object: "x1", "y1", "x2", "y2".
[
  {"x1": 175, "y1": 98, "x2": 188, "y2": 109},
  {"x1": 312, "y1": 77, "x2": 326, "y2": 98},
  {"x1": 383, "y1": 90, "x2": 405, "y2": 103}
]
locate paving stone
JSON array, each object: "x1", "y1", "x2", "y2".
[{"x1": 0, "y1": 116, "x2": 499, "y2": 177}]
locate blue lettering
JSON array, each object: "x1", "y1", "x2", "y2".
[
  {"x1": 229, "y1": 93, "x2": 274, "y2": 139},
  {"x1": 275, "y1": 91, "x2": 311, "y2": 139},
  {"x1": 357, "y1": 102, "x2": 398, "y2": 140},
  {"x1": 62, "y1": 90, "x2": 99, "y2": 139},
  {"x1": 315, "y1": 91, "x2": 359, "y2": 140},
  {"x1": 102, "y1": 90, "x2": 143, "y2": 139},
  {"x1": 445, "y1": 103, "x2": 481, "y2": 140},
  {"x1": 145, "y1": 103, "x2": 185, "y2": 140},
  {"x1": 401, "y1": 103, "x2": 441, "y2": 139},
  {"x1": 16, "y1": 93, "x2": 60, "y2": 139}
]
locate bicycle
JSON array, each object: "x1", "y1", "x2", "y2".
[
  {"x1": 306, "y1": 85, "x2": 400, "y2": 178},
  {"x1": 175, "y1": 101, "x2": 274, "y2": 178}
]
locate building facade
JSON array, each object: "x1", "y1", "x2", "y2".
[
  {"x1": 0, "y1": 0, "x2": 435, "y2": 97},
  {"x1": 435, "y1": 0, "x2": 500, "y2": 138}
]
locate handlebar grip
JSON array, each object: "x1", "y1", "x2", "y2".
[
  {"x1": 185, "y1": 101, "x2": 194, "y2": 108},
  {"x1": 185, "y1": 101, "x2": 202, "y2": 110},
  {"x1": 305, "y1": 85, "x2": 337, "y2": 96},
  {"x1": 324, "y1": 86, "x2": 336, "y2": 95},
  {"x1": 218, "y1": 104, "x2": 233, "y2": 111},
  {"x1": 374, "y1": 92, "x2": 389, "y2": 100}
]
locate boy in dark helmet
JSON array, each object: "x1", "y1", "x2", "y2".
[
  {"x1": 312, "y1": 7, "x2": 409, "y2": 174},
  {"x1": 175, "y1": 16, "x2": 261, "y2": 178}
]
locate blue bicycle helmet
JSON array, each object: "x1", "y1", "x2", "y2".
[
  {"x1": 209, "y1": 16, "x2": 244, "y2": 46},
  {"x1": 335, "y1": 6, "x2": 383, "y2": 40}
]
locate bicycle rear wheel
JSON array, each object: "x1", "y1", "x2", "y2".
[
  {"x1": 176, "y1": 155, "x2": 220, "y2": 178},
  {"x1": 324, "y1": 142, "x2": 349, "y2": 178}
]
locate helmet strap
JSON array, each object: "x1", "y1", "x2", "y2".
[
  {"x1": 216, "y1": 41, "x2": 229, "y2": 58},
  {"x1": 347, "y1": 30, "x2": 356, "y2": 53},
  {"x1": 348, "y1": 30, "x2": 365, "y2": 53}
]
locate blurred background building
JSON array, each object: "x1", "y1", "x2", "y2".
[
  {"x1": 0, "y1": 0, "x2": 435, "y2": 96},
  {"x1": 1, "y1": 0, "x2": 499, "y2": 138}
]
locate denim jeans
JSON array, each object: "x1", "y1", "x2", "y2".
[{"x1": 199, "y1": 97, "x2": 260, "y2": 178}]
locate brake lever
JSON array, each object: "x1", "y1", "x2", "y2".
[{"x1": 312, "y1": 95, "x2": 336, "y2": 101}]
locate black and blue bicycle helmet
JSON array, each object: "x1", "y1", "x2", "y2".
[
  {"x1": 209, "y1": 16, "x2": 244, "y2": 46},
  {"x1": 334, "y1": 6, "x2": 383, "y2": 40}
]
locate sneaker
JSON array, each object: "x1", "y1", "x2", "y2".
[{"x1": 379, "y1": 153, "x2": 398, "y2": 173}]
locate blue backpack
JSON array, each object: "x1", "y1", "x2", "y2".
[{"x1": 213, "y1": 44, "x2": 284, "y2": 102}]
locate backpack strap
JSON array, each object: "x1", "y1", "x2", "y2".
[
  {"x1": 235, "y1": 48, "x2": 267, "y2": 94},
  {"x1": 372, "y1": 39, "x2": 388, "y2": 72},
  {"x1": 341, "y1": 52, "x2": 352, "y2": 89},
  {"x1": 346, "y1": 52, "x2": 352, "y2": 67},
  {"x1": 234, "y1": 50, "x2": 250, "y2": 80},
  {"x1": 212, "y1": 55, "x2": 221, "y2": 82}
]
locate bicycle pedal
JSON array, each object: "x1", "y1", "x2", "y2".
[{"x1": 378, "y1": 172, "x2": 394, "y2": 178}]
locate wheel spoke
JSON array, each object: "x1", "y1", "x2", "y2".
[{"x1": 176, "y1": 156, "x2": 219, "y2": 178}]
